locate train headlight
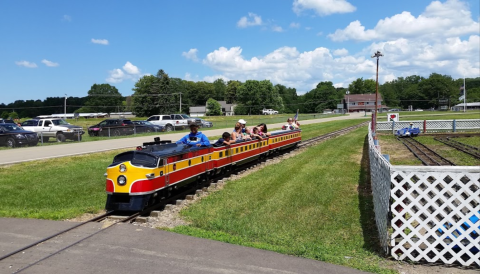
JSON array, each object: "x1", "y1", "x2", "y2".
[
  {"x1": 119, "y1": 164, "x2": 127, "y2": 172},
  {"x1": 117, "y1": 175, "x2": 127, "y2": 186}
]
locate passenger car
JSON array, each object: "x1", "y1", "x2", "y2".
[
  {"x1": 0, "y1": 123, "x2": 38, "y2": 147},
  {"x1": 199, "y1": 119, "x2": 213, "y2": 128},
  {"x1": 88, "y1": 119, "x2": 137, "y2": 137},
  {"x1": 262, "y1": 109, "x2": 278, "y2": 115},
  {"x1": 0, "y1": 119, "x2": 15, "y2": 124},
  {"x1": 21, "y1": 118, "x2": 84, "y2": 142},
  {"x1": 132, "y1": 121, "x2": 165, "y2": 132}
]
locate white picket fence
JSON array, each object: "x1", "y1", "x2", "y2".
[
  {"x1": 368, "y1": 124, "x2": 480, "y2": 266},
  {"x1": 376, "y1": 119, "x2": 480, "y2": 133}
]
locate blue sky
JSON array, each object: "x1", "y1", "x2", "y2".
[{"x1": 1, "y1": 0, "x2": 479, "y2": 104}]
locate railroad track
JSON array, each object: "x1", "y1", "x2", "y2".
[
  {"x1": 397, "y1": 136, "x2": 455, "y2": 166},
  {"x1": 434, "y1": 136, "x2": 480, "y2": 159},
  {"x1": 298, "y1": 121, "x2": 369, "y2": 148}
]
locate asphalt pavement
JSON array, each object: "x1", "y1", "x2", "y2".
[
  {"x1": 0, "y1": 113, "x2": 368, "y2": 166},
  {"x1": 0, "y1": 218, "x2": 368, "y2": 274}
]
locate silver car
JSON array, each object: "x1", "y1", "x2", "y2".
[{"x1": 200, "y1": 119, "x2": 213, "y2": 128}]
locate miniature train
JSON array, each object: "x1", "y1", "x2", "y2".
[{"x1": 105, "y1": 129, "x2": 302, "y2": 211}]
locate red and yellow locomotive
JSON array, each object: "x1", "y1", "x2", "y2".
[{"x1": 105, "y1": 129, "x2": 301, "y2": 211}]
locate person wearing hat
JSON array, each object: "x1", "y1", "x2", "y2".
[
  {"x1": 238, "y1": 119, "x2": 248, "y2": 134},
  {"x1": 176, "y1": 123, "x2": 210, "y2": 147}
]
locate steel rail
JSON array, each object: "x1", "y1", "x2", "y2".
[
  {"x1": 435, "y1": 137, "x2": 480, "y2": 159},
  {"x1": 0, "y1": 211, "x2": 114, "y2": 262},
  {"x1": 398, "y1": 137, "x2": 455, "y2": 166}
]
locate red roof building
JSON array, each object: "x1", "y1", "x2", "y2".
[{"x1": 343, "y1": 93, "x2": 388, "y2": 113}]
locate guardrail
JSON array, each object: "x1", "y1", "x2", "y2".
[{"x1": 368, "y1": 123, "x2": 480, "y2": 266}]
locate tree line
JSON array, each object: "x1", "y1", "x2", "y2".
[{"x1": 2, "y1": 70, "x2": 479, "y2": 119}]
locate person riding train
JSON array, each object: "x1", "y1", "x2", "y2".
[{"x1": 176, "y1": 123, "x2": 210, "y2": 147}]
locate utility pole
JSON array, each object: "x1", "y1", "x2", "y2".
[
  {"x1": 64, "y1": 94, "x2": 67, "y2": 120},
  {"x1": 371, "y1": 51, "x2": 383, "y2": 138},
  {"x1": 179, "y1": 93, "x2": 182, "y2": 113}
]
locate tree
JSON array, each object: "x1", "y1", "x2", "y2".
[
  {"x1": 1, "y1": 111, "x2": 9, "y2": 119},
  {"x1": 303, "y1": 81, "x2": 341, "y2": 113},
  {"x1": 226, "y1": 80, "x2": 241, "y2": 104},
  {"x1": 235, "y1": 80, "x2": 282, "y2": 115},
  {"x1": 8, "y1": 111, "x2": 19, "y2": 119},
  {"x1": 206, "y1": 98, "x2": 222, "y2": 116},
  {"x1": 213, "y1": 79, "x2": 226, "y2": 101},
  {"x1": 85, "y1": 84, "x2": 123, "y2": 113},
  {"x1": 348, "y1": 78, "x2": 376, "y2": 94}
]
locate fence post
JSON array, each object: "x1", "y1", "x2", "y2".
[
  {"x1": 134, "y1": 125, "x2": 136, "y2": 135},
  {"x1": 40, "y1": 131, "x2": 43, "y2": 145},
  {"x1": 392, "y1": 120, "x2": 395, "y2": 134},
  {"x1": 423, "y1": 120, "x2": 426, "y2": 133},
  {"x1": 453, "y1": 119, "x2": 456, "y2": 132},
  {"x1": 108, "y1": 128, "x2": 111, "y2": 137}
]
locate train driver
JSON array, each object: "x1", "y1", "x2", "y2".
[{"x1": 176, "y1": 124, "x2": 210, "y2": 147}]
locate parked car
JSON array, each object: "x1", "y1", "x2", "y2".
[
  {"x1": 388, "y1": 109, "x2": 400, "y2": 112},
  {"x1": 146, "y1": 114, "x2": 201, "y2": 131},
  {"x1": 21, "y1": 118, "x2": 84, "y2": 142},
  {"x1": 88, "y1": 119, "x2": 138, "y2": 137},
  {"x1": 132, "y1": 120, "x2": 165, "y2": 132},
  {"x1": 0, "y1": 119, "x2": 15, "y2": 124},
  {"x1": 415, "y1": 109, "x2": 423, "y2": 111},
  {"x1": 262, "y1": 109, "x2": 278, "y2": 115},
  {"x1": 0, "y1": 123, "x2": 38, "y2": 147},
  {"x1": 199, "y1": 119, "x2": 213, "y2": 128}
]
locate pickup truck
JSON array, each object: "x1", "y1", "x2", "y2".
[
  {"x1": 21, "y1": 118, "x2": 84, "y2": 142},
  {"x1": 262, "y1": 109, "x2": 278, "y2": 115},
  {"x1": 146, "y1": 114, "x2": 202, "y2": 132}
]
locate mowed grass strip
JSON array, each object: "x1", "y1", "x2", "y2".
[
  {"x1": 0, "y1": 150, "x2": 128, "y2": 220},
  {"x1": 170, "y1": 127, "x2": 396, "y2": 273}
]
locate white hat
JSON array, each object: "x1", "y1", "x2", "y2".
[{"x1": 238, "y1": 119, "x2": 247, "y2": 124}]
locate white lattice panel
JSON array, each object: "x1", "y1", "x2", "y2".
[
  {"x1": 368, "y1": 124, "x2": 393, "y2": 253},
  {"x1": 390, "y1": 166, "x2": 480, "y2": 266},
  {"x1": 456, "y1": 119, "x2": 480, "y2": 131}
]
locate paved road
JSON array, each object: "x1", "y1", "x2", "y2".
[
  {"x1": 0, "y1": 218, "x2": 368, "y2": 274},
  {"x1": 0, "y1": 113, "x2": 368, "y2": 166}
]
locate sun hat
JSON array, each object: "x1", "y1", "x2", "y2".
[{"x1": 238, "y1": 119, "x2": 247, "y2": 124}]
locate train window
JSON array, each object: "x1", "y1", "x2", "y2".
[
  {"x1": 201, "y1": 156, "x2": 204, "y2": 162},
  {"x1": 158, "y1": 159, "x2": 164, "y2": 167},
  {"x1": 241, "y1": 147, "x2": 243, "y2": 152},
  {"x1": 188, "y1": 160, "x2": 191, "y2": 166},
  {"x1": 249, "y1": 145, "x2": 251, "y2": 150},
  {"x1": 236, "y1": 148, "x2": 238, "y2": 153},
  {"x1": 209, "y1": 156, "x2": 212, "y2": 160},
  {"x1": 220, "y1": 152, "x2": 223, "y2": 158},
  {"x1": 226, "y1": 150, "x2": 229, "y2": 156}
]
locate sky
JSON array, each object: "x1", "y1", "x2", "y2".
[{"x1": 1, "y1": 0, "x2": 479, "y2": 104}]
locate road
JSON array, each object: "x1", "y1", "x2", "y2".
[{"x1": 0, "y1": 113, "x2": 368, "y2": 166}]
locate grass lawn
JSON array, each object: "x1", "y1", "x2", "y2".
[
  {"x1": 378, "y1": 134, "x2": 480, "y2": 166},
  {"x1": 169, "y1": 127, "x2": 396, "y2": 274}
]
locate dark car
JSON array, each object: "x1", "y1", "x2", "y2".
[
  {"x1": 0, "y1": 119, "x2": 15, "y2": 124},
  {"x1": 0, "y1": 123, "x2": 38, "y2": 148},
  {"x1": 132, "y1": 121, "x2": 165, "y2": 132},
  {"x1": 88, "y1": 119, "x2": 138, "y2": 137}
]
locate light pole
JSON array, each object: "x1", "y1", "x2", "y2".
[
  {"x1": 371, "y1": 51, "x2": 383, "y2": 137},
  {"x1": 346, "y1": 90, "x2": 350, "y2": 114},
  {"x1": 64, "y1": 94, "x2": 67, "y2": 120}
]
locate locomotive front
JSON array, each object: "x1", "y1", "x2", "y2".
[{"x1": 105, "y1": 149, "x2": 167, "y2": 211}]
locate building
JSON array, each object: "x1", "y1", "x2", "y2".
[
  {"x1": 451, "y1": 102, "x2": 480, "y2": 111},
  {"x1": 189, "y1": 101, "x2": 236, "y2": 117},
  {"x1": 343, "y1": 94, "x2": 388, "y2": 113}
]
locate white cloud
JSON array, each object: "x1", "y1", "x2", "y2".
[
  {"x1": 122, "y1": 61, "x2": 140, "y2": 74},
  {"x1": 328, "y1": 0, "x2": 479, "y2": 42},
  {"x1": 91, "y1": 38, "x2": 109, "y2": 45},
  {"x1": 41, "y1": 59, "x2": 59, "y2": 67},
  {"x1": 293, "y1": 0, "x2": 356, "y2": 16},
  {"x1": 333, "y1": 48, "x2": 348, "y2": 56},
  {"x1": 203, "y1": 75, "x2": 230, "y2": 83},
  {"x1": 182, "y1": 48, "x2": 199, "y2": 62},
  {"x1": 15, "y1": 61, "x2": 37, "y2": 68},
  {"x1": 290, "y1": 22, "x2": 300, "y2": 28},
  {"x1": 62, "y1": 15, "x2": 71, "y2": 22},
  {"x1": 106, "y1": 62, "x2": 143, "y2": 83},
  {"x1": 237, "y1": 13, "x2": 262, "y2": 28},
  {"x1": 272, "y1": 25, "x2": 284, "y2": 32},
  {"x1": 316, "y1": 31, "x2": 323, "y2": 36}
]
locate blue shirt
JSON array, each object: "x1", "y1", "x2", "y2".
[{"x1": 176, "y1": 131, "x2": 210, "y2": 147}]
